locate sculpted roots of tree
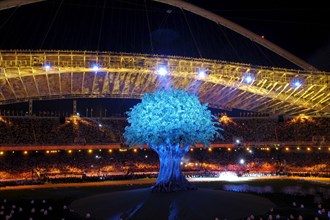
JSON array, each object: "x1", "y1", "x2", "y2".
[{"x1": 124, "y1": 88, "x2": 221, "y2": 192}]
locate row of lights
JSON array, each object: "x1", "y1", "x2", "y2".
[
  {"x1": 1, "y1": 146, "x2": 329, "y2": 156},
  {"x1": 44, "y1": 63, "x2": 304, "y2": 88},
  {"x1": 44, "y1": 64, "x2": 100, "y2": 72},
  {"x1": 44, "y1": 64, "x2": 208, "y2": 79},
  {"x1": 0, "y1": 148, "x2": 216, "y2": 156},
  {"x1": 243, "y1": 74, "x2": 302, "y2": 88},
  {"x1": 0, "y1": 148, "x2": 143, "y2": 156},
  {"x1": 157, "y1": 65, "x2": 207, "y2": 79},
  {"x1": 284, "y1": 146, "x2": 329, "y2": 151}
]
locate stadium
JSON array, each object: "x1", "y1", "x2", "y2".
[{"x1": 0, "y1": 0, "x2": 329, "y2": 219}]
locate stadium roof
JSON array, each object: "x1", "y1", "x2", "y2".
[
  {"x1": 0, "y1": 0, "x2": 329, "y2": 116},
  {"x1": 1, "y1": 50, "x2": 329, "y2": 116}
]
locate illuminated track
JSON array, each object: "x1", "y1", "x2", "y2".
[{"x1": 0, "y1": 50, "x2": 329, "y2": 116}]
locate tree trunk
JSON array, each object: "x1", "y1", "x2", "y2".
[{"x1": 151, "y1": 144, "x2": 197, "y2": 193}]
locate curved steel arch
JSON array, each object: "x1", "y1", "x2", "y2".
[
  {"x1": 0, "y1": 50, "x2": 329, "y2": 116},
  {"x1": 153, "y1": 0, "x2": 318, "y2": 72},
  {"x1": 0, "y1": 0, "x2": 45, "y2": 11}
]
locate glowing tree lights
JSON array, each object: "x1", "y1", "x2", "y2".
[{"x1": 124, "y1": 88, "x2": 221, "y2": 192}]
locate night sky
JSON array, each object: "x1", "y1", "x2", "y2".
[{"x1": 0, "y1": 0, "x2": 329, "y2": 115}]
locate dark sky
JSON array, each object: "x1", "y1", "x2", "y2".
[
  {"x1": 0, "y1": 0, "x2": 329, "y2": 70},
  {"x1": 190, "y1": 0, "x2": 330, "y2": 71}
]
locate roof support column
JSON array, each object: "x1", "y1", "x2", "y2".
[
  {"x1": 73, "y1": 99, "x2": 77, "y2": 115},
  {"x1": 28, "y1": 99, "x2": 33, "y2": 116}
]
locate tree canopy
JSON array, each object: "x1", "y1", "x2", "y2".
[{"x1": 124, "y1": 88, "x2": 221, "y2": 148}]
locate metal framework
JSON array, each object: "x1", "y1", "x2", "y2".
[
  {"x1": 0, "y1": 0, "x2": 45, "y2": 11},
  {"x1": 0, "y1": 50, "x2": 329, "y2": 116}
]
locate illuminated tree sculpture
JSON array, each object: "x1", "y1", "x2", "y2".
[{"x1": 124, "y1": 88, "x2": 221, "y2": 192}]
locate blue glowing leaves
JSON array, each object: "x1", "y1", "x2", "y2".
[{"x1": 124, "y1": 88, "x2": 221, "y2": 148}]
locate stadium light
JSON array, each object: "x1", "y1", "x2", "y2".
[
  {"x1": 239, "y1": 159, "x2": 245, "y2": 164},
  {"x1": 197, "y1": 69, "x2": 206, "y2": 79},
  {"x1": 157, "y1": 65, "x2": 168, "y2": 76},
  {"x1": 292, "y1": 79, "x2": 302, "y2": 88},
  {"x1": 243, "y1": 74, "x2": 254, "y2": 84},
  {"x1": 44, "y1": 64, "x2": 51, "y2": 71},
  {"x1": 92, "y1": 64, "x2": 99, "y2": 72}
]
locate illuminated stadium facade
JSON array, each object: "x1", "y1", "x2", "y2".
[{"x1": 0, "y1": 50, "x2": 329, "y2": 116}]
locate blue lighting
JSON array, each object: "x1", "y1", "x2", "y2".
[
  {"x1": 92, "y1": 65, "x2": 99, "y2": 72},
  {"x1": 197, "y1": 69, "x2": 206, "y2": 79},
  {"x1": 157, "y1": 66, "x2": 168, "y2": 76},
  {"x1": 293, "y1": 80, "x2": 302, "y2": 88},
  {"x1": 44, "y1": 64, "x2": 51, "y2": 70},
  {"x1": 244, "y1": 75, "x2": 254, "y2": 84}
]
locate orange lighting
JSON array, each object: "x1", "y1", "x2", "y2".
[
  {"x1": 285, "y1": 147, "x2": 289, "y2": 151},
  {"x1": 208, "y1": 148, "x2": 212, "y2": 152},
  {"x1": 0, "y1": 116, "x2": 12, "y2": 125},
  {"x1": 46, "y1": 150, "x2": 50, "y2": 154},
  {"x1": 318, "y1": 147, "x2": 321, "y2": 150},
  {"x1": 190, "y1": 148, "x2": 194, "y2": 152},
  {"x1": 68, "y1": 150, "x2": 72, "y2": 154},
  {"x1": 227, "y1": 148, "x2": 231, "y2": 151},
  {"x1": 0, "y1": 151, "x2": 4, "y2": 156},
  {"x1": 297, "y1": 147, "x2": 300, "y2": 150},
  {"x1": 23, "y1": 151, "x2": 28, "y2": 155},
  {"x1": 88, "y1": 149, "x2": 93, "y2": 153},
  {"x1": 109, "y1": 149, "x2": 113, "y2": 153},
  {"x1": 219, "y1": 115, "x2": 235, "y2": 125},
  {"x1": 133, "y1": 149, "x2": 137, "y2": 153},
  {"x1": 307, "y1": 147, "x2": 311, "y2": 151},
  {"x1": 290, "y1": 114, "x2": 315, "y2": 123}
]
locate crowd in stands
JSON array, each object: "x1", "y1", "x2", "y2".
[
  {"x1": 0, "y1": 115, "x2": 329, "y2": 146},
  {"x1": 1, "y1": 183, "x2": 330, "y2": 220},
  {"x1": 0, "y1": 198, "x2": 82, "y2": 220},
  {"x1": 1, "y1": 146, "x2": 329, "y2": 186},
  {"x1": 218, "y1": 116, "x2": 330, "y2": 144},
  {"x1": 0, "y1": 115, "x2": 329, "y2": 185}
]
